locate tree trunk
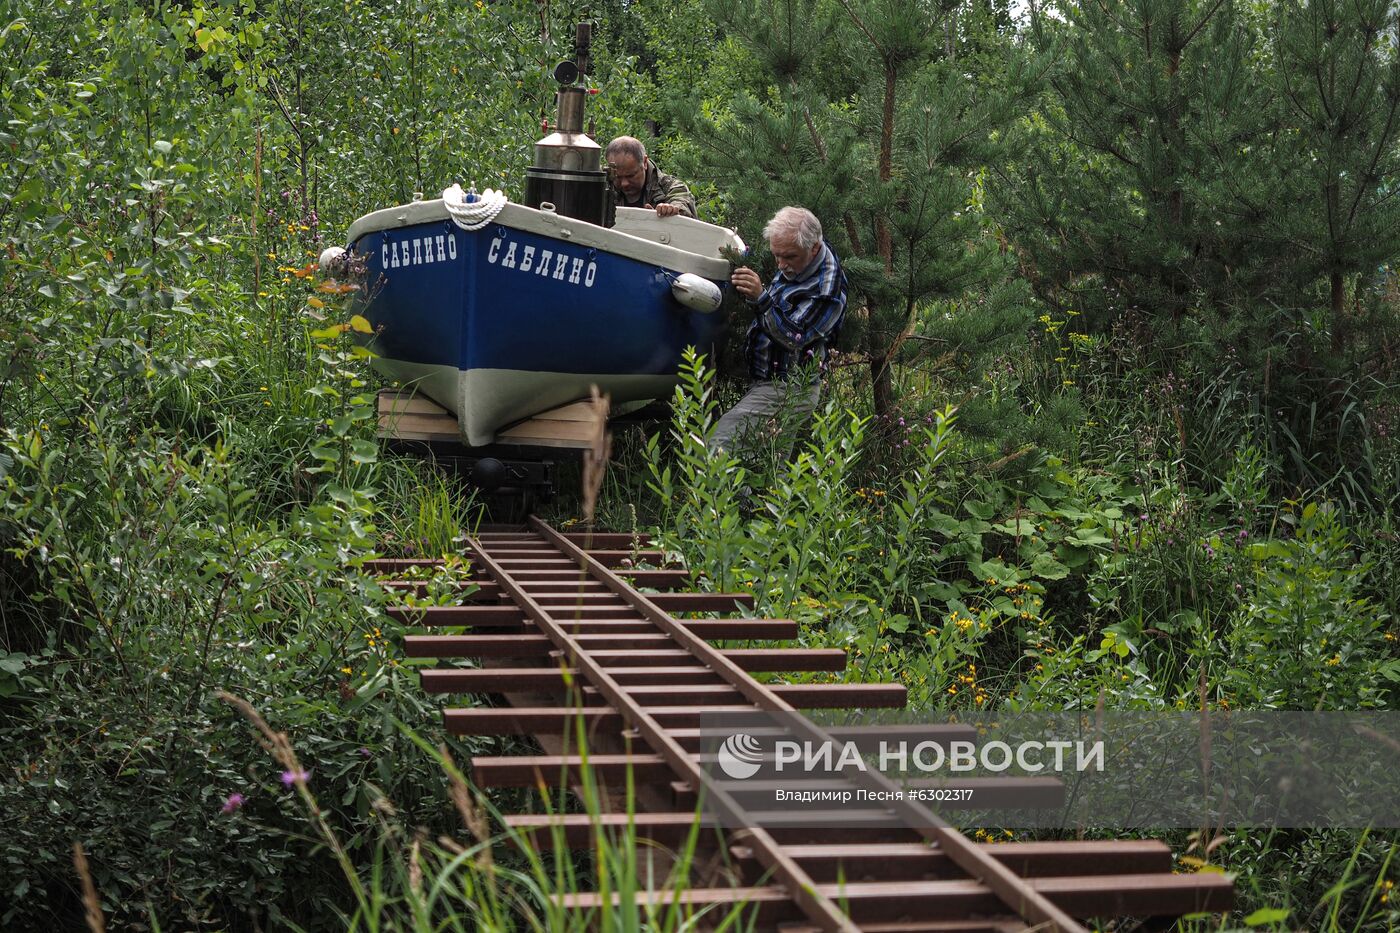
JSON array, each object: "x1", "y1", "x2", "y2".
[
  {"x1": 1331, "y1": 270, "x2": 1346, "y2": 355},
  {"x1": 869, "y1": 354, "x2": 895, "y2": 422},
  {"x1": 868, "y1": 62, "x2": 897, "y2": 424},
  {"x1": 876, "y1": 62, "x2": 896, "y2": 274},
  {"x1": 1165, "y1": 47, "x2": 1187, "y2": 317}
]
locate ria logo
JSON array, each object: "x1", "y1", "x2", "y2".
[{"x1": 717, "y1": 733, "x2": 765, "y2": 780}]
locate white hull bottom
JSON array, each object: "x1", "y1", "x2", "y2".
[{"x1": 373, "y1": 359, "x2": 677, "y2": 446}]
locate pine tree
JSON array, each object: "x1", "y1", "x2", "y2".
[
  {"x1": 991, "y1": 0, "x2": 1400, "y2": 351},
  {"x1": 679, "y1": 0, "x2": 1030, "y2": 420},
  {"x1": 987, "y1": 0, "x2": 1286, "y2": 332},
  {"x1": 1271, "y1": 0, "x2": 1400, "y2": 351}
]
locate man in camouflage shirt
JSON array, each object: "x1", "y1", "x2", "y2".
[{"x1": 605, "y1": 136, "x2": 697, "y2": 219}]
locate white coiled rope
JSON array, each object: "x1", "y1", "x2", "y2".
[{"x1": 442, "y1": 183, "x2": 507, "y2": 231}]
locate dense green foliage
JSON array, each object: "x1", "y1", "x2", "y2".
[
  {"x1": 1, "y1": 0, "x2": 1398, "y2": 929},
  {"x1": 0, "y1": 1, "x2": 648, "y2": 926}
]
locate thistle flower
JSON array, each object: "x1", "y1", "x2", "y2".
[
  {"x1": 221, "y1": 793, "x2": 246, "y2": 814},
  {"x1": 281, "y1": 769, "x2": 311, "y2": 787}
]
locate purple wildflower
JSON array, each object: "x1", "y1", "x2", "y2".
[
  {"x1": 221, "y1": 793, "x2": 246, "y2": 813},
  {"x1": 280, "y1": 768, "x2": 311, "y2": 787}
]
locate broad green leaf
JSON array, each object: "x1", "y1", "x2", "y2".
[
  {"x1": 1244, "y1": 908, "x2": 1290, "y2": 926},
  {"x1": 964, "y1": 500, "x2": 995, "y2": 520},
  {"x1": 1030, "y1": 551, "x2": 1070, "y2": 580}
]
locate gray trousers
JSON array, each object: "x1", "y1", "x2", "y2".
[{"x1": 709, "y1": 378, "x2": 822, "y2": 455}]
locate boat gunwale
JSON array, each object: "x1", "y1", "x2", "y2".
[{"x1": 345, "y1": 199, "x2": 739, "y2": 281}]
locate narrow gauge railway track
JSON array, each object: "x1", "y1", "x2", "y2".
[{"x1": 367, "y1": 517, "x2": 1233, "y2": 932}]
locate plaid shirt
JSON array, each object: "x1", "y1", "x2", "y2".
[{"x1": 744, "y1": 241, "x2": 848, "y2": 381}]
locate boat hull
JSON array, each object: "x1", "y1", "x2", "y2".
[{"x1": 347, "y1": 201, "x2": 736, "y2": 445}]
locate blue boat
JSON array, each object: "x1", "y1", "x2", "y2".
[
  {"x1": 328, "y1": 24, "x2": 744, "y2": 447},
  {"x1": 341, "y1": 200, "x2": 742, "y2": 446}
]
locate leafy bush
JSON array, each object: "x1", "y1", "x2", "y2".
[
  {"x1": 1222, "y1": 501, "x2": 1397, "y2": 709},
  {"x1": 0, "y1": 322, "x2": 466, "y2": 927}
]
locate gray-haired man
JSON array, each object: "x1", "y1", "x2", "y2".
[
  {"x1": 605, "y1": 136, "x2": 697, "y2": 219},
  {"x1": 712, "y1": 206, "x2": 848, "y2": 454}
]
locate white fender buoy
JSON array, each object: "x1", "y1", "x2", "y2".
[
  {"x1": 671, "y1": 272, "x2": 723, "y2": 313},
  {"x1": 318, "y1": 246, "x2": 347, "y2": 276}
]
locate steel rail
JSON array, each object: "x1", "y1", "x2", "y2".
[{"x1": 465, "y1": 530, "x2": 859, "y2": 933}]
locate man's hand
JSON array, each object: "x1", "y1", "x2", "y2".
[
  {"x1": 655, "y1": 203, "x2": 683, "y2": 218},
  {"x1": 731, "y1": 266, "x2": 764, "y2": 300}
]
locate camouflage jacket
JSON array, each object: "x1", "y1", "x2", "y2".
[{"x1": 611, "y1": 161, "x2": 697, "y2": 218}]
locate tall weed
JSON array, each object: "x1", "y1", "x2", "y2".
[{"x1": 1224, "y1": 501, "x2": 1396, "y2": 709}]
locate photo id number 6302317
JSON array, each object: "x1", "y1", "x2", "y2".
[{"x1": 906, "y1": 787, "x2": 974, "y2": 803}]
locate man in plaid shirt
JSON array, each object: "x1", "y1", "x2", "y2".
[{"x1": 712, "y1": 206, "x2": 848, "y2": 454}]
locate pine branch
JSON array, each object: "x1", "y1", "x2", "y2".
[
  {"x1": 833, "y1": 0, "x2": 887, "y2": 59},
  {"x1": 793, "y1": 85, "x2": 867, "y2": 256},
  {"x1": 1344, "y1": 92, "x2": 1400, "y2": 232},
  {"x1": 1180, "y1": 0, "x2": 1229, "y2": 50}
]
